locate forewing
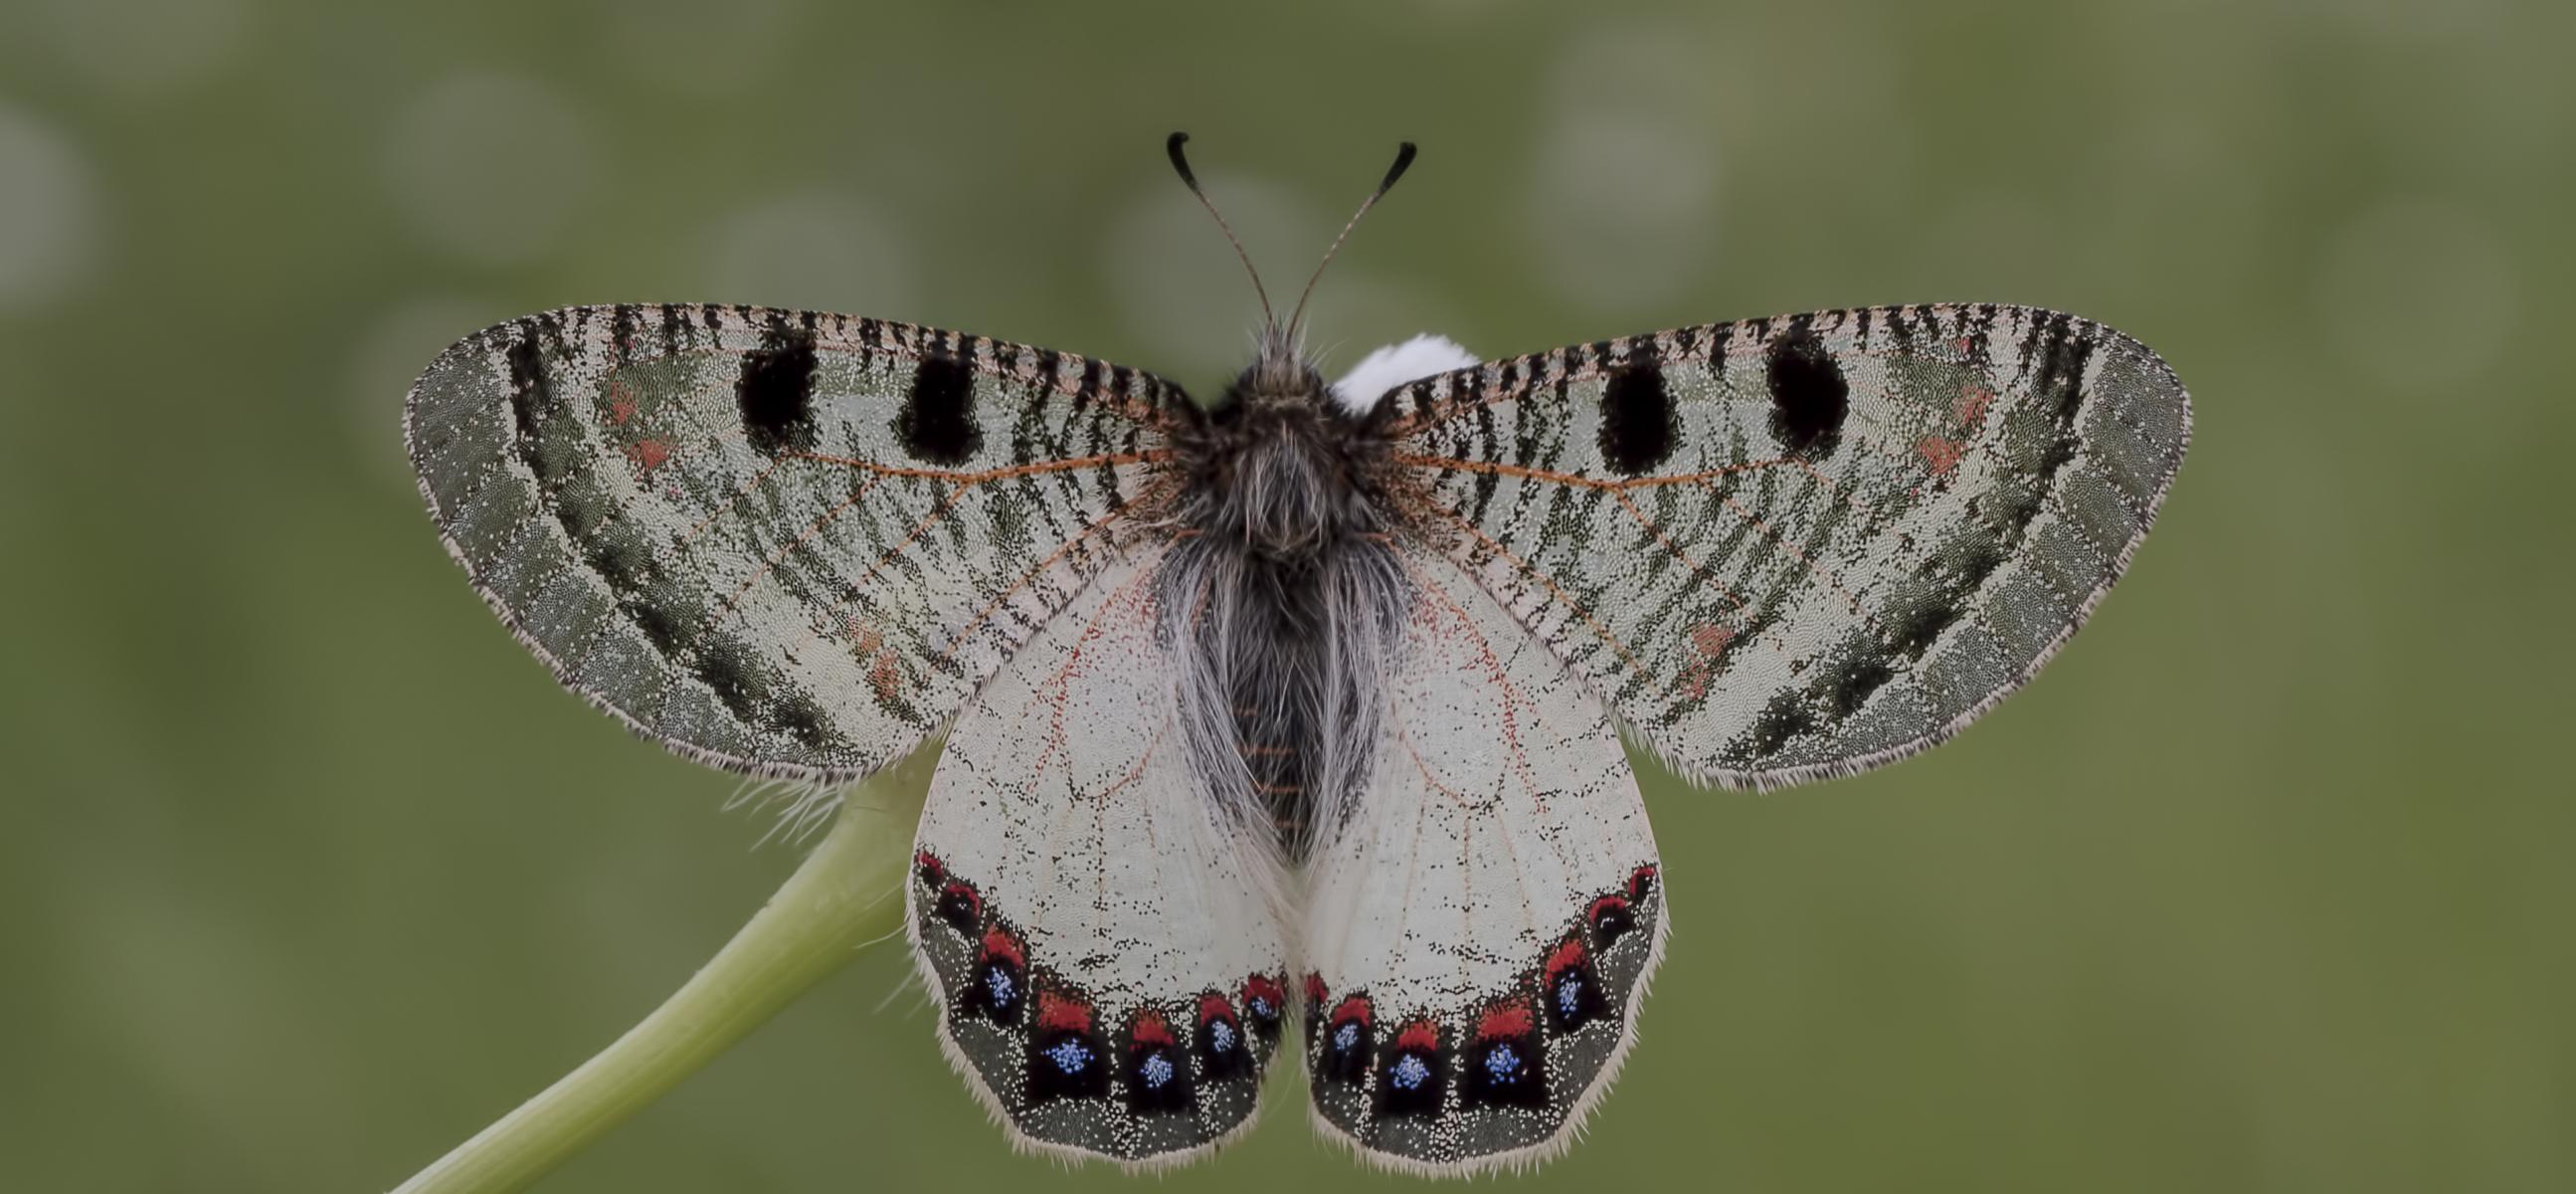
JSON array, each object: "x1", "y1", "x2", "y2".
[
  {"x1": 906, "y1": 544, "x2": 1295, "y2": 1168},
  {"x1": 1303, "y1": 546, "x2": 1663, "y2": 1175},
  {"x1": 1385, "y1": 303, "x2": 2189, "y2": 787},
  {"x1": 404, "y1": 304, "x2": 1186, "y2": 780}
]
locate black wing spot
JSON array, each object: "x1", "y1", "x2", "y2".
[
  {"x1": 895, "y1": 353, "x2": 982, "y2": 465},
  {"x1": 1374, "y1": 1025, "x2": 1447, "y2": 1118},
  {"x1": 1817, "y1": 651, "x2": 1896, "y2": 718},
  {"x1": 503, "y1": 333, "x2": 549, "y2": 442},
  {"x1": 770, "y1": 692, "x2": 833, "y2": 749},
  {"x1": 2037, "y1": 317, "x2": 2097, "y2": 428},
  {"x1": 694, "y1": 636, "x2": 770, "y2": 720},
  {"x1": 1461, "y1": 1006, "x2": 1547, "y2": 1111},
  {"x1": 1746, "y1": 691, "x2": 1816, "y2": 758},
  {"x1": 1765, "y1": 322, "x2": 1848, "y2": 458},
  {"x1": 1885, "y1": 597, "x2": 1963, "y2": 660},
  {"x1": 585, "y1": 524, "x2": 655, "y2": 594},
  {"x1": 736, "y1": 328, "x2": 820, "y2": 456},
  {"x1": 623, "y1": 577, "x2": 703, "y2": 656},
  {"x1": 1597, "y1": 362, "x2": 1677, "y2": 476}
]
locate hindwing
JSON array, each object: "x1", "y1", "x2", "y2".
[
  {"x1": 1302, "y1": 544, "x2": 1662, "y2": 1174},
  {"x1": 906, "y1": 544, "x2": 1295, "y2": 1167}
]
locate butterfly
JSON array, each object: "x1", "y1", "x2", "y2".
[{"x1": 403, "y1": 133, "x2": 2189, "y2": 1175}]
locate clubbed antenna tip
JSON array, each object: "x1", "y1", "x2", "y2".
[
  {"x1": 1287, "y1": 140, "x2": 1419, "y2": 342},
  {"x1": 1166, "y1": 131, "x2": 1200, "y2": 192},
  {"x1": 1378, "y1": 141, "x2": 1418, "y2": 196},
  {"x1": 1166, "y1": 130, "x2": 1275, "y2": 330}
]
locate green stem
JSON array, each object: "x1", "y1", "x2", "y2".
[{"x1": 390, "y1": 743, "x2": 938, "y2": 1194}]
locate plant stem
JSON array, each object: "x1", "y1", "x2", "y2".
[{"x1": 389, "y1": 745, "x2": 938, "y2": 1194}]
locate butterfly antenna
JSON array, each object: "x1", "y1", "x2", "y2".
[
  {"x1": 1167, "y1": 132, "x2": 1278, "y2": 332},
  {"x1": 1285, "y1": 140, "x2": 1416, "y2": 344}
]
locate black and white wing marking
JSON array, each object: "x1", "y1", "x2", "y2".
[
  {"x1": 1383, "y1": 304, "x2": 2190, "y2": 787},
  {"x1": 405, "y1": 304, "x2": 1187, "y2": 780},
  {"x1": 908, "y1": 544, "x2": 1294, "y2": 1168},
  {"x1": 1302, "y1": 546, "x2": 1662, "y2": 1175}
]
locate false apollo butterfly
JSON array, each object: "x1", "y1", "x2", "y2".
[{"x1": 403, "y1": 134, "x2": 2189, "y2": 1174}]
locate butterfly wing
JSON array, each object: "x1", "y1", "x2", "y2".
[
  {"x1": 405, "y1": 304, "x2": 1185, "y2": 780},
  {"x1": 1383, "y1": 303, "x2": 2189, "y2": 787},
  {"x1": 906, "y1": 542, "x2": 1296, "y2": 1168},
  {"x1": 1302, "y1": 545, "x2": 1662, "y2": 1174}
]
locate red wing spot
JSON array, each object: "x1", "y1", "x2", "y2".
[
  {"x1": 1543, "y1": 935, "x2": 1589, "y2": 983},
  {"x1": 1916, "y1": 436, "x2": 1964, "y2": 476},
  {"x1": 977, "y1": 926, "x2": 1022, "y2": 967},
  {"x1": 1131, "y1": 1010, "x2": 1177, "y2": 1049},
  {"x1": 1243, "y1": 974, "x2": 1286, "y2": 1011},
  {"x1": 626, "y1": 438, "x2": 672, "y2": 471},
  {"x1": 608, "y1": 382, "x2": 638, "y2": 426},
  {"x1": 1628, "y1": 864, "x2": 1659, "y2": 899},
  {"x1": 1691, "y1": 624, "x2": 1735, "y2": 657},
  {"x1": 1955, "y1": 384, "x2": 1994, "y2": 426},
  {"x1": 1475, "y1": 999, "x2": 1536, "y2": 1042},
  {"x1": 869, "y1": 649, "x2": 901, "y2": 701},
  {"x1": 1198, "y1": 993, "x2": 1237, "y2": 1025},
  {"x1": 1677, "y1": 622, "x2": 1736, "y2": 698},
  {"x1": 1953, "y1": 335, "x2": 1973, "y2": 352},
  {"x1": 1330, "y1": 995, "x2": 1374, "y2": 1029},
  {"x1": 1587, "y1": 894, "x2": 1631, "y2": 926},
  {"x1": 1304, "y1": 973, "x2": 1329, "y2": 1006},
  {"x1": 1392, "y1": 1020, "x2": 1440, "y2": 1054},
  {"x1": 1035, "y1": 991, "x2": 1095, "y2": 1035}
]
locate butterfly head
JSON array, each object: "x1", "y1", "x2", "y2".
[
  {"x1": 1166, "y1": 131, "x2": 1415, "y2": 423},
  {"x1": 1223, "y1": 327, "x2": 1333, "y2": 418}
]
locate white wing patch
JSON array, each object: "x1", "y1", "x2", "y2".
[
  {"x1": 906, "y1": 544, "x2": 1294, "y2": 1169},
  {"x1": 1301, "y1": 545, "x2": 1663, "y2": 1175},
  {"x1": 1331, "y1": 334, "x2": 1481, "y2": 414}
]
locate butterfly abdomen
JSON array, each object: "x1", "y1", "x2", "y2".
[{"x1": 1163, "y1": 365, "x2": 1410, "y2": 859}]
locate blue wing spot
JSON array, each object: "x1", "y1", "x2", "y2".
[
  {"x1": 1140, "y1": 1053, "x2": 1174, "y2": 1090},
  {"x1": 985, "y1": 967, "x2": 1017, "y2": 1009},
  {"x1": 1043, "y1": 1038, "x2": 1094, "y2": 1075},
  {"x1": 1207, "y1": 1020, "x2": 1237, "y2": 1054},
  {"x1": 1389, "y1": 1053, "x2": 1431, "y2": 1091},
  {"x1": 1333, "y1": 1022, "x2": 1362, "y2": 1053},
  {"x1": 1483, "y1": 1043, "x2": 1523, "y2": 1082}
]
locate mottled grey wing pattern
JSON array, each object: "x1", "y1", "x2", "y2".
[
  {"x1": 404, "y1": 303, "x2": 1187, "y2": 781},
  {"x1": 1384, "y1": 303, "x2": 2189, "y2": 788}
]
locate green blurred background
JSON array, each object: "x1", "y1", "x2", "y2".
[{"x1": 4, "y1": 2, "x2": 2569, "y2": 1190}]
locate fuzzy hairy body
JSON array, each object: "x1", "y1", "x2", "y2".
[{"x1": 1162, "y1": 351, "x2": 1410, "y2": 861}]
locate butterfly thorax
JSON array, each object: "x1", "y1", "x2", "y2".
[
  {"x1": 1162, "y1": 351, "x2": 1408, "y2": 860},
  {"x1": 1172, "y1": 352, "x2": 1389, "y2": 558}
]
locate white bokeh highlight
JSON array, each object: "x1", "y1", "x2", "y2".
[
  {"x1": 0, "y1": 103, "x2": 96, "y2": 313},
  {"x1": 381, "y1": 74, "x2": 603, "y2": 267}
]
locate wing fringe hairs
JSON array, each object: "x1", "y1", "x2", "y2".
[{"x1": 1306, "y1": 920, "x2": 1668, "y2": 1177}]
